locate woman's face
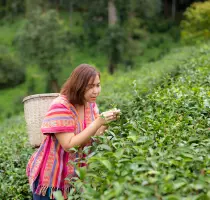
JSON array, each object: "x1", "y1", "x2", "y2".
[{"x1": 84, "y1": 75, "x2": 101, "y2": 103}]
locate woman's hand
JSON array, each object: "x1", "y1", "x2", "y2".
[
  {"x1": 99, "y1": 108, "x2": 121, "y2": 125},
  {"x1": 95, "y1": 108, "x2": 120, "y2": 136}
]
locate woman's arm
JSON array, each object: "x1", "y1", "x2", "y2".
[
  {"x1": 55, "y1": 111, "x2": 116, "y2": 152},
  {"x1": 95, "y1": 125, "x2": 108, "y2": 136}
]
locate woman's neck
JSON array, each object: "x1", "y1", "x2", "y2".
[
  {"x1": 75, "y1": 103, "x2": 86, "y2": 122},
  {"x1": 74, "y1": 102, "x2": 87, "y2": 110}
]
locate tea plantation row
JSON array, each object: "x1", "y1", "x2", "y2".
[
  {"x1": 0, "y1": 44, "x2": 209, "y2": 200},
  {"x1": 68, "y1": 45, "x2": 210, "y2": 199},
  {"x1": 0, "y1": 116, "x2": 34, "y2": 199}
]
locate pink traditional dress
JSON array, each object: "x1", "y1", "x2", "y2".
[{"x1": 26, "y1": 95, "x2": 99, "y2": 199}]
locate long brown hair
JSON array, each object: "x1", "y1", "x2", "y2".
[{"x1": 60, "y1": 64, "x2": 100, "y2": 105}]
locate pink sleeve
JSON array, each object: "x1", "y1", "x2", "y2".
[{"x1": 41, "y1": 103, "x2": 75, "y2": 134}]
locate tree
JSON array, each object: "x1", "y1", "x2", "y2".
[
  {"x1": 25, "y1": 0, "x2": 49, "y2": 16},
  {"x1": 181, "y1": 0, "x2": 210, "y2": 44},
  {"x1": 0, "y1": 46, "x2": 25, "y2": 89},
  {"x1": 101, "y1": 25, "x2": 126, "y2": 74},
  {"x1": 101, "y1": 0, "x2": 127, "y2": 74},
  {"x1": 0, "y1": 0, "x2": 25, "y2": 20},
  {"x1": 15, "y1": 9, "x2": 70, "y2": 92},
  {"x1": 107, "y1": 0, "x2": 119, "y2": 74},
  {"x1": 108, "y1": 0, "x2": 118, "y2": 26}
]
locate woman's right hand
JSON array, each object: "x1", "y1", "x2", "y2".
[{"x1": 99, "y1": 108, "x2": 121, "y2": 125}]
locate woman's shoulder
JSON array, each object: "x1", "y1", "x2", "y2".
[{"x1": 51, "y1": 94, "x2": 72, "y2": 110}]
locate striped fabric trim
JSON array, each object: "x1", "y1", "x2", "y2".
[
  {"x1": 41, "y1": 126, "x2": 75, "y2": 134},
  {"x1": 43, "y1": 116, "x2": 74, "y2": 122},
  {"x1": 41, "y1": 100, "x2": 76, "y2": 134}
]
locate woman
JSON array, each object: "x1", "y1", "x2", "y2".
[{"x1": 26, "y1": 64, "x2": 120, "y2": 200}]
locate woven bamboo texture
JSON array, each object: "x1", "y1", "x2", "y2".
[{"x1": 23, "y1": 93, "x2": 59, "y2": 147}]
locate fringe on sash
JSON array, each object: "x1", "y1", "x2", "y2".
[{"x1": 35, "y1": 185, "x2": 71, "y2": 199}]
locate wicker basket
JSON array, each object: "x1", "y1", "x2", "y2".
[{"x1": 23, "y1": 93, "x2": 59, "y2": 147}]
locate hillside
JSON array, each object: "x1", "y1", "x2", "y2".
[
  {"x1": 0, "y1": 43, "x2": 209, "y2": 199},
  {"x1": 70, "y1": 44, "x2": 210, "y2": 199}
]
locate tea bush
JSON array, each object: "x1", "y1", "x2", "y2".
[
  {"x1": 98, "y1": 44, "x2": 198, "y2": 111},
  {"x1": 181, "y1": 0, "x2": 210, "y2": 44},
  {"x1": 68, "y1": 44, "x2": 210, "y2": 199},
  {"x1": 1, "y1": 43, "x2": 210, "y2": 200},
  {"x1": 0, "y1": 116, "x2": 33, "y2": 200}
]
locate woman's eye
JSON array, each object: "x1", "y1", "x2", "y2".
[{"x1": 87, "y1": 85, "x2": 94, "y2": 90}]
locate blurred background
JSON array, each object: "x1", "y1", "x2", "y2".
[{"x1": 0, "y1": 0, "x2": 210, "y2": 120}]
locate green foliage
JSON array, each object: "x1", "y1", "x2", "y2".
[
  {"x1": 0, "y1": 84, "x2": 27, "y2": 121},
  {"x1": 77, "y1": 0, "x2": 162, "y2": 49},
  {"x1": 15, "y1": 9, "x2": 70, "y2": 92},
  {"x1": 116, "y1": 0, "x2": 162, "y2": 24},
  {"x1": 67, "y1": 44, "x2": 210, "y2": 199},
  {"x1": 0, "y1": 46, "x2": 25, "y2": 89},
  {"x1": 122, "y1": 16, "x2": 146, "y2": 69},
  {"x1": 0, "y1": 0, "x2": 25, "y2": 20},
  {"x1": 0, "y1": 18, "x2": 24, "y2": 48},
  {"x1": 143, "y1": 33, "x2": 175, "y2": 62},
  {"x1": 1, "y1": 42, "x2": 210, "y2": 200},
  {"x1": 2, "y1": 7, "x2": 209, "y2": 199},
  {"x1": 133, "y1": 0, "x2": 162, "y2": 19},
  {"x1": 98, "y1": 44, "x2": 197, "y2": 111},
  {"x1": 0, "y1": 116, "x2": 33, "y2": 200},
  {"x1": 146, "y1": 17, "x2": 180, "y2": 42},
  {"x1": 70, "y1": 0, "x2": 108, "y2": 46},
  {"x1": 181, "y1": 0, "x2": 210, "y2": 44},
  {"x1": 99, "y1": 25, "x2": 126, "y2": 73},
  {"x1": 64, "y1": 12, "x2": 85, "y2": 48},
  {"x1": 83, "y1": 0, "x2": 108, "y2": 46},
  {"x1": 124, "y1": 16, "x2": 147, "y2": 40},
  {"x1": 25, "y1": 0, "x2": 49, "y2": 17}
]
